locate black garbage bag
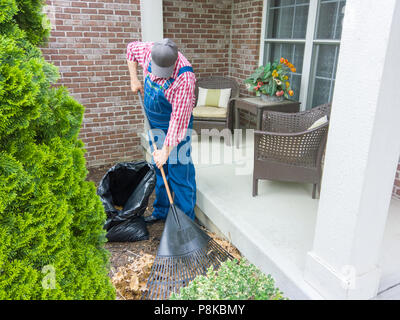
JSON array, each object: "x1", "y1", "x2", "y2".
[
  {"x1": 103, "y1": 216, "x2": 149, "y2": 242},
  {"x1": 97, "y1": 161, "x2": 156, "y2": 242}
]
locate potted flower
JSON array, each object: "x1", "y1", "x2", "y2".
[{"x1": 245, "y1": 57, "x2": 296, "y2": 102}]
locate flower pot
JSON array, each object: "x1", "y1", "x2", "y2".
[{"x1": 260, "y1": 94, "x2": 284, "y2": 103}]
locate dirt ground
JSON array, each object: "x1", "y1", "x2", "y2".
[{"x1": 87, "y1": 164, "x2": 241, "y2": 299}]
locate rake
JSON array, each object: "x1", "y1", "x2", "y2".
[{"x1": 138, "y1": 92, "x2": 233, "y2": 300}]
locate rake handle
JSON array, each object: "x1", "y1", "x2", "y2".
[{"x1": 138, "y1": 92, "x2": 174, "y2": 205}]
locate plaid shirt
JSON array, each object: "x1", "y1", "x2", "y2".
[{"x1": 126, "y1": 41, "x2": 196, "y2": 147}]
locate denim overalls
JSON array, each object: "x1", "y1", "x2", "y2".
[{"x1": 144, "y1": 63, "x2": 196, "y2": 220}]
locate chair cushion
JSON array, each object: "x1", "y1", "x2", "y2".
[
  {"x1": 193, "y1": 105, "x2": 227, "y2": 119},
  {"x1": 308, "y1": 116, "x2": 328, "y2": 130},
  {"x1": 196, "y1": 87, "x2": 232, "y2": 108}
]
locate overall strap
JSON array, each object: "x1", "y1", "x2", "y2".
[
  {"x1": 147, "y1": 62, "x2": 194, "y2": 90},
  {"x1": 148, "y1": 62, "x2": 194, "y2": 76},
  {"x1": 163, "y1": 66, "x2": 194, "y2": 90},
  {"x1": 177, "y1": 66, "x2": 194, "y2": 77}
]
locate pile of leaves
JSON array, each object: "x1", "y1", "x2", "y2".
[
  {"x1": 112, "y1": 253, "x2": 155, "y2": 300},
  {"x1": 170, "y1": 259, "x2": 286, "y2": 300}
]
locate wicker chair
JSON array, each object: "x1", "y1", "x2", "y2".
[
  {"x1": 253, "y1": 104, "x2": 331, "y2": 199},
  {"x1": 193, "y1": 76, "x2": 239, "y2": 145}
]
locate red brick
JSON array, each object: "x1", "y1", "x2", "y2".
[
  {"x1": 89, "y1": 2, "x2": 105, "y2": 8},
  {"x1": 64, "y1": 8, "x2": 80, "y2": 14},
  {"x1": 71, "y1": 2, "x2": 87, "y2": 8}
]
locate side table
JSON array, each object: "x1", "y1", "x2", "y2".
[{"x1": 232, "y1": 97, "x2": 301, "y2": 131}]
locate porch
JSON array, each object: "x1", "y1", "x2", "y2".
[{"x1": 190, "y1": 138, "x2": 400, "y2": 300}]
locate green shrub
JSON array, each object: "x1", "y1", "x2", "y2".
[
  {"x1": 0, "y1": 0, "x2": 49, "y2": 45},
  {"x1": 170, "y1": 259, "x2": 286, "y2": 300},
  {"x1": 0, "y1": 0, "x2": 115, "y2": 299}
]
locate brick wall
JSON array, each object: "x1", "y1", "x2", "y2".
[
  {"x1": 230, "y1": 0, "x2": 263, "y2": 95},
  {"x1": 40, "y1": 0, "x2": 399, "y2": 200},
  {"x1": 163, "y1": 0, "x2": 232, "y2": 79},
  {"x1": 42, "y1": 0, "x2": 143, "y2": 168},
  {"x1": 163, "y1": 0, "x2": 262, "y2": 84},
  {"x1": 230, "y1": 0, "x2": 263, "y2": 127},
  {"x1": 41, "y1": 0, "x2": 265, "y2": 168}
]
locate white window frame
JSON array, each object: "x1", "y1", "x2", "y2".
[{"x1": 259, "y1": 0, "x2": 342, "y2": 110}]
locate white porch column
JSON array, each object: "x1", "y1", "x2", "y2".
[
  {"x1": 139, "y1": 0, "x2": 163, "y2": 150},
  {"x1": 304, "y1": 0, "x2": 400, "y2": 300},
  {"x1": 140, "y1": 0, "x2": 163, "y2": 42}
]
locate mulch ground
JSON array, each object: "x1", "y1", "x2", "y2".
[{"x1": 87, "y1": 164, "x2": 241, "y2": 300}]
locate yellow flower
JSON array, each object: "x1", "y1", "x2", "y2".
[
  {"x1": 286, "y1": 82, "x2": 290, "y2": 88},
  {"x1": 284, "y1": 76, "x2": 289, "y2": 80}
]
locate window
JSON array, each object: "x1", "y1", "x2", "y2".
[{"x1": 261, "y1": 0, "x2": 346, "y2": 109}]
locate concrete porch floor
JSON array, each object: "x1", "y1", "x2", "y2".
[{"x1": 191, "y1": 138, "x2": 400, "y2": 300}]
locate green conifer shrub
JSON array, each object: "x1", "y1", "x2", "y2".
[{"x1": 0, "y1": 0, "x2": 115, "y2": 299}]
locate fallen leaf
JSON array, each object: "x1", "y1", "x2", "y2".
[
  {"x1": 130, "y1": 274, "x2": 139, "y2": 291},
  {"x1": 111, "y1": 253, "x2": 155, "y2": 300}
]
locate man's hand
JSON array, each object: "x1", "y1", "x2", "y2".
[
  {"x1": 131, "y1": 79, "x2": 143, "y2": 94},
  {"x1": 152, "y1": 145, "x2": 174, "y2": 169}
]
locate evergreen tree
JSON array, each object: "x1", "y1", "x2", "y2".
[{"x1": 0, "y1": 0, "x2": 115, "y2": 299}]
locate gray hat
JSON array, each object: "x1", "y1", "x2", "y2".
[{"x1": 151, "y1": 38, "x2": 178, "y2": 79}]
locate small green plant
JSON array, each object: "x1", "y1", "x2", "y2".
[{"x1": 170, "y1": 259, "x2": 286, "y2": 300}]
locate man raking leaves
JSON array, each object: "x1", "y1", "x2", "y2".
[
  {"x1": 127, "y1": 39, "x2": 232, "y2": 299},
  {"x1": 127, "y1": 38, "x2": 196, "y2": 223}
]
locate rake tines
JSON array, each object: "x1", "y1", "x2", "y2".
[{"x1": 144, "y1": 238, "x2": 232, "y2": 300}]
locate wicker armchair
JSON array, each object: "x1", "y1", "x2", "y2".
[
  {"x1": 193, "y1": 76, "x2": 239, "y2": 145},
  {"x1": 253, "y1": 104, "x2": 331, "y2": 199}
]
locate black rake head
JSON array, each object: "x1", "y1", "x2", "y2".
[{"x1": 143, "y1": 204, "x2": 233, "y2": 300}]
